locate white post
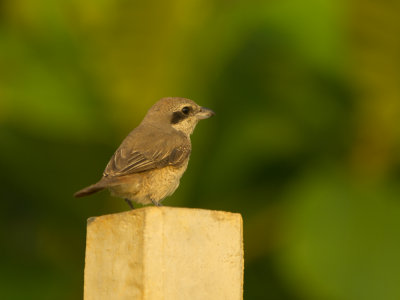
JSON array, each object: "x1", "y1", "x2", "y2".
[{"x1": 84, "y1": 207, "x2": 244, "y2": 300}]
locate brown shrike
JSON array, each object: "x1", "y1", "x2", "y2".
[{"x1": 74, "y1": 97, "x2": 214, "y2": 209}]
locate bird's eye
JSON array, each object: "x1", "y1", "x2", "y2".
[{"x1": 181, "y1": 106, "x2": 190, "y2": 115}]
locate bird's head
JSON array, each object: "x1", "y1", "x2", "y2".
[{"x1": 143, "y1": 97, "x2": 215, "y2": 136}]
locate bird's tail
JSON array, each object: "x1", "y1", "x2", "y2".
[{"x1": 74, "y1": 182, "x2": 106, "y2": 198}]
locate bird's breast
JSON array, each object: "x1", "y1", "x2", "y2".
[{"x1": 145, "y1": 161, "x2": 189, "y2": 201}]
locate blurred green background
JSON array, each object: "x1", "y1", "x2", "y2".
[{"x1": 1, "y1": 0, "x2": 400, "y2": 299}]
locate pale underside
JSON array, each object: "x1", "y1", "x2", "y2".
[{"x1": 108, "y1": 161, "x2": 189, "y2": 205}]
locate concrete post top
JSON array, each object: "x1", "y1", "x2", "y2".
[{"x1": 87, "y1": 206, "x2": 243, "y2": 226}]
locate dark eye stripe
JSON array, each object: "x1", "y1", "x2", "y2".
[{"x1": 171, "y1": 111, "x2": 189, "y2": 124}]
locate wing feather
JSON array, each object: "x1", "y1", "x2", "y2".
[{"x1": 103, "y1": 127, "x2": 191, "y2": 177}]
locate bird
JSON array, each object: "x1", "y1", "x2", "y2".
[{"x1": 74, "y1": 97, "x2": 215, "y2": 209}]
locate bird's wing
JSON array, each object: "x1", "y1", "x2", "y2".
[{"x1": 103, "y1": 128, "x2": 191, "y2": 177}]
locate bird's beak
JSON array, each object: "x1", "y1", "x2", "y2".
[{"x1": 196, "y1": 107, "x2": 215, "y2": 119}]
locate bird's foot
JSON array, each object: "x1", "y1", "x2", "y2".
[
  {"x1": 151, "y1": 199, "x2": 163, "y2": 207},
  {"x1": 124, "y1": 198, "x2": 135, "y2": 209}
]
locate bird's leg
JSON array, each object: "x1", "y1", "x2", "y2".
[
  {"x1": 124, "y1": 198, "x2": 135, "y2": 209},
  {"x1": 151, "y1": 199, "x2": 163, "y2": 207}
]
